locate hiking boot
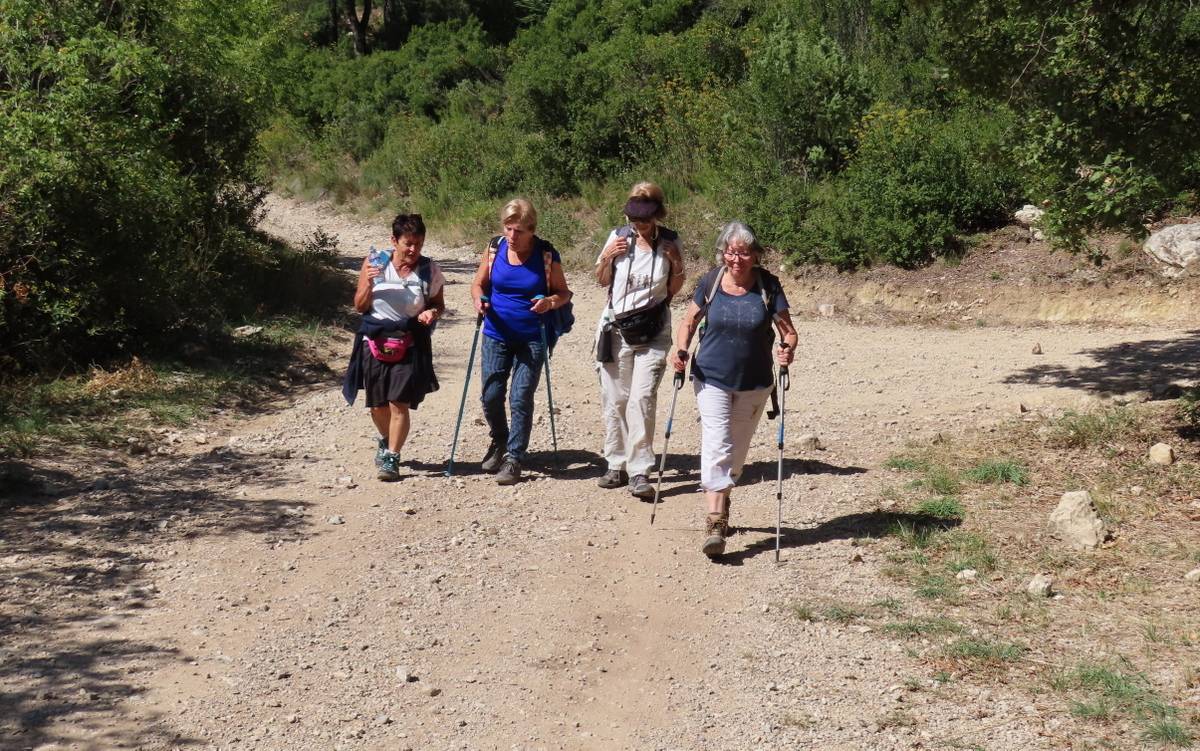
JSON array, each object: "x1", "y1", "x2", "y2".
[
  {"x1": 597, "y1": 469, "x2": 627, "y2": 489},
  {"x1": 495, "y1": 457, "x2": 522, "y2": 486},
  {"x1": 377, "y1": 451, "x2": 401, "y2": 482},
  {"x1": 701, "y1": 512, "x2": 729, "y2": 557},
  {"x1": 481, "y1": 441, "x2": 506, "y2": 473},
  {"x1": 374, "y1": 437, "x2": 388, "y2": 469},
  {"x1": 629, "y1": 474, "x2": 655, "y2": 500}
]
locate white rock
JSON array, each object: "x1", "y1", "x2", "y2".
[
  {"x1": 1185, "y1": 568, "x2": 1200, "y2": 582},
  {"x1": 1014, "y1": 205, "x2": 1045, "y2": 227},
  {"x1": 1144, "y1": 223, "x2": 1200, "y2": 278},
  {"x1": 1026, "y1": 573, "x2": 1054, "y2": 597},
  {"x1": 956, "y1": 568, "x2": 978, "y2": 582},
  {"x1": 326, "y1": 515, "x2": 345, "y2": 525},
  {"x1": 1048, "y1": 490, "x2": 1106, "y2": 549},
  {"x1": 232, "y1": 325, "x2": 263, "y2": 337},
  {"x1": 1130, "y1": 485, "x2": 1145, "y2": 496},
  {"x1": 817, "y1": 303, "x2": 835, "y2": 317},
  {"x1": 1149, "y1": 443, "x2": 1175, "y2": 465},
  {"x1": 797, "y1": 433, "x2": 822, "y2": 451}
]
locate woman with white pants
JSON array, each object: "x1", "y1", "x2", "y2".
[
  {"x1": 669, "y1": 221, "x2": 797, "y2": 557},
  {"x1": 594, "y1": 182, "x2": 685, "y2": 499}
]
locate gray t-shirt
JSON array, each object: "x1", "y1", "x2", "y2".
[{"x1": 691, "y1": 271, "x2": 788, "y2": 391}]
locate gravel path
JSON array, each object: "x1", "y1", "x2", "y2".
[{"x1": 4, "y1": 195, "x2": 1192, "y2": 751}]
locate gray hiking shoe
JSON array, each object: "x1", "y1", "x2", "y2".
[
  {"x1": 597, "y1": 469, "x2": 627, "y2": 489},
  {"x1": 481, "y1": 441, "x2": 506, "y2": 473},
  {"x1": 495, "y1": 457, "x2": 522, "y2": 486},
  {"x1": 701, "y1": 513, "x2": 729, "y2": 557},
  {"x1": 374, "y1": 437, "x2": 388, "y2": 469},
  {"x1": 629, "y1": 474, "x2": 655, "y2": 499},
  {"x1": 377, "y1": 451, "x2": 401, "y2": 482}
]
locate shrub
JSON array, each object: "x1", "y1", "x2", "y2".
[
  {"x1": 796, "y1": 103, "x2": 1021, "y2": 268},
  {"x1": 0, "y1": 0, "x2": 278, "y2": 370}
]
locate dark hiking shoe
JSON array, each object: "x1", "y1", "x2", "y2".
[
  {"x1": 481, "y1": 441, "x2": 506, "y2": 473},
  {"x1": 377, "y1": 451, "x2": 401, "y2": 482},
  {"x1": 629, "y1": 474, "x2": 655, "y2": 499},
  {"x1": 597, "y1": 469, "x2": 627, "y2": 489},
  {"x1": 702, "y1": 513, "x2": 729, "y2": 557},
  {"x1": 374, "y1": 437, "x2": 388, "y2": 469},
  {"x1": 495, "y1": 457, "x2": 522, "y2": 486}
]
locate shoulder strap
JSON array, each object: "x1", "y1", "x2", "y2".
[
  {"x1": 484, "y1": 235, "x2": 502, "y2": 290},
  {"x1": 416, "y1": 256, "x2": 433, "y2": 299},
  {"x1": 607, "y1": 225, "x2": 635, "y2": 308}
]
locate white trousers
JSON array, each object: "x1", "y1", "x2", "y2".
[
  {"x1": 598, "y1": 326, "x2": 669, "y2": 476},
  {"x1": 694, "y1": 380, "x2": 773, "y2": 492}
]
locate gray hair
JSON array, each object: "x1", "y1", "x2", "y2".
[{"x1": 714, "y1": 220, "x2": 763, "y2": 262}]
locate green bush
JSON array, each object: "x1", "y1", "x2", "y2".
[
  {"x1": 0, "y1": 0, "x2": 279, "y2": 370},
  {"x1": 797, "y1": 103, "x2": 1020, "y2": 267}
]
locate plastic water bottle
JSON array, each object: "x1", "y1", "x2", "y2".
[{"x1": 367, "y1": 245, "x2": 391, "y2": 285}]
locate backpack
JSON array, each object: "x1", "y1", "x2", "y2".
[{"x1": 485, "y1": 236, "x2": 574, "y2": 351}]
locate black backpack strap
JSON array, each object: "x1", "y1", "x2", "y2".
[{"x1": 416, "y1": 256, "x2": 433, "y2": 301}]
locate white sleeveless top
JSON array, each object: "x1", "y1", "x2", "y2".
[{"x1": 370, "y1": 259, "x2": 445, "y2": 321}]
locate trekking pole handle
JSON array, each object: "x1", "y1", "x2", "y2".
[
  {"x1": 476, "y1": 294, "x2": 490, "y2": 322},
  {"x1": 673, "y1": 370, "x2": 685, "y2": 389},
  {"x1": 778, "y1": 343, "x2": 790, "y2": 390}
]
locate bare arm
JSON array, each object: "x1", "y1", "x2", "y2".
[
  {"x1": 664, "y1": 241, "x2": 685, "y2": 298},
  {"x1": 470, "y1": 256, "x2": 490, "y2": 314},
  {"x1": 353, "y1": 257, "x2": 378, "y2": 313},
  {"x1": 416, "y1": 286, "x2": 445, "y2": 326},
  {"x1": 774, "y1": 309, "x2": 798, "y2": 365},
  {"x1": 594, "y1": 235, "x2": 628, "y2": 286},
  {"x1": 668, "y1": 300, "x2": 702, "y2": 372}
]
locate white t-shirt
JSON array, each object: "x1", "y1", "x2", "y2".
[
  {"x1": 595, "y1": 229, "x2": 679, "y2": 316},
  {"x1": 370, "y1": 259, "x2": 445, "y2": 321}
]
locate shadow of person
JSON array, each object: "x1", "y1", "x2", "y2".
[{"x1": 713, "y1": 510, "x2": 960, "y2": 566}]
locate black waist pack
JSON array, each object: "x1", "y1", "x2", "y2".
[{"x1": 614, "y1": 299, "x2": 669, "y2": 345}]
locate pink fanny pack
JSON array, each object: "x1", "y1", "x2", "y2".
[{"x1": 366, "y1": 333, "x2": 413, "y2": 363}]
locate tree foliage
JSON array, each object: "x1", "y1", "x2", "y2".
[{"x1": 0, "y1": 0, "x2": 281, "y2": 368}]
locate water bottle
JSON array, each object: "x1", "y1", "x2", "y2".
[{"x1": 367, "y1": 245, "x2": 391, "y2": 285}]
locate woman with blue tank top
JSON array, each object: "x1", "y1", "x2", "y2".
[
  {"x1": 470, "y1": 199, "x2": 573, "y2": 485},
  {"x1": 669, "y1": 221, "x2": 798, "y2": 558}
]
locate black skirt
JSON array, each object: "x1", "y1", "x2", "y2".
[{"x1": 361, "y1": 342, "x2": 433, "y2": 409}]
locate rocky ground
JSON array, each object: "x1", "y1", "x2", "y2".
[{"x1": 1, "y1": 196, "x2": 1196, "y2": 751}]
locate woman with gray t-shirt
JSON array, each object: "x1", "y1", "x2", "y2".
[
  {"x1": 669, "y1": 221, "x2": 797, "y2": 557},
  {"x1": 594, "y1": 182, "x2": 686, "y2": 499}
]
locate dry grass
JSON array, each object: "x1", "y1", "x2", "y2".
[{"x1": 875, "y1": 401, "x2": 1200, "y2": 747}]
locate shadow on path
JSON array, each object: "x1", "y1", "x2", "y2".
[
  {"x1": 714, "y1": 510, "x2": 960, "y2": 566},
  {"x1": 1002, "y1": 330, "x2": 1200, "y2": 395},
  {"x1": 0, "y1": 447, "x2": 313, "y2": 748}
]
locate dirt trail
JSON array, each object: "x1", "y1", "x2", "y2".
[{"x1": 3, "y1": 196, "x2": 1195, "y2": 751}]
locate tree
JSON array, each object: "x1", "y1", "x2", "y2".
[{"x1": 343, "y1": 0, "x2": 372, "y2": 55}]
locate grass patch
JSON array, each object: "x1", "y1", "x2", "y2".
[
  {"x1": 1142, "y1": 719, "x2": 1194, "y2": 747},
  {"x1": 822, "y1": 603, "x2": 865, "y2": 623},
  {"x1": 915, "y1": 496, "x2": 965, "y2": 520},
  {"x1": 924, "y1": 465, "x2": 961, "y2": 496},
  {"x1": 882, "y1": 617, "x2": 962, "y2": 638},
  {"x1": 965, "y1": 458, "x2": 1029, "y2": 485},
  {"x1": 944, "y1": 637, "x2": 1026, "y2": 663},
  {"x1": 885, "y1": 455, "x2": 929, "y2": 471},
  {"x1": 791, "y1": 602, "x2": 817, "y2": 621},
  {"x1": 1050, "y1": 407, "x2": 1141, "y2": 449},
  {"x1": 1052, "y1": 661, "x2": 1192, "y2": 744}
]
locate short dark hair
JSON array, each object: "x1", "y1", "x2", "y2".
[{"x1": 392, "y1": 213, "x2": 426, "y2": 239}]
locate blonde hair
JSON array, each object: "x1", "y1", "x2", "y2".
[
  {"x1": 627, "y1": 181, "x2": 667, "y2": 220},
  {"x1": 500, "y1": 198, "x2": 537, "y2": 230}
]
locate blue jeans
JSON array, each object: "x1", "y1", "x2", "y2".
[{"x1": 480, "y1": 335, "x2": 546, "y2": 463}]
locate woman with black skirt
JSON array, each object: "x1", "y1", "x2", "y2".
[{"x1": 343, "y1": 214, "x2": 445, "y2": 481}]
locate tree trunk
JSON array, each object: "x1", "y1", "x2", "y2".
[{"x1": 343, "y1": 0, "x2": 372, "y2": 56}]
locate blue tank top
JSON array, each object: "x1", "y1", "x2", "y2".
[{"x1": 483, "y1": 239, "x2": 560, "y2": 344}]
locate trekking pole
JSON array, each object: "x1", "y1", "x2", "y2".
[
  {"x1": 446, "y1": 296, "x2": 487, "y2": 476},
  {"x1": 650, "y1": 365, "x2": 686, "y2": 525},
  {"x1": 532, "y1": 295, "x2": 560, "y2": 467},
  {"x1": 775, "y1": 345, "x2": 790, "y2": 563}
]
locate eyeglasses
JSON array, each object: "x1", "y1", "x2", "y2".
[{"x1": 722, "y1": 249, "x2": 753, "y2": 259}]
